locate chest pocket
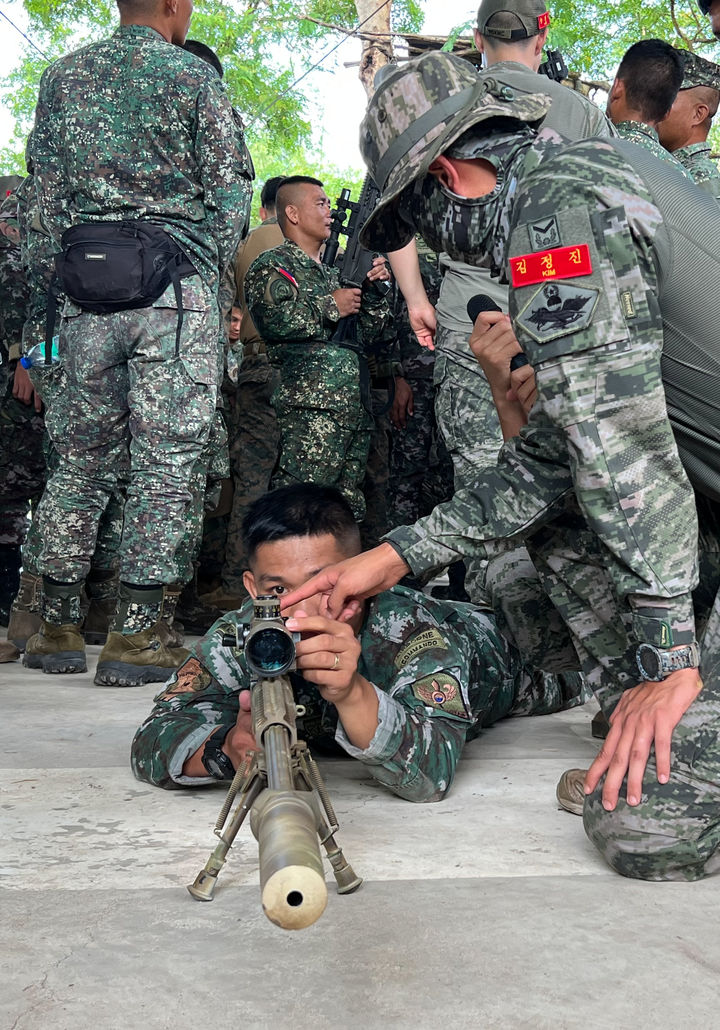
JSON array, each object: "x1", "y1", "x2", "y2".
[{"x1": 508, "y1": 204, "x2": 644, "y2": 366}]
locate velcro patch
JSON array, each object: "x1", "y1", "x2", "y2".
[
  {"x1": 161, "y1": 657, "x2": 212, "y2": 697},
  {"x1": 528, "y1": 216, "x2": 560, "y2": 251},
  {"x1": 515, "y1": 282, "x2": 599, "y2": 343},
  {"x1": 509, "y1": 244, "x2": 592, "y2": 287},
  {"x1": 394, "y1": 627, "x2": 448, "y2": 669},
  {"x1": 269, "y1": 275, "x2": 296, "y2": 303},
  {"x1": 412, "y1": 673, "x2": 470, "y2": 719}
]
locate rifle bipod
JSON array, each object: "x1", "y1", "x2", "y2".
[{"x1": 187, "y1": 738, "x2": 362, "y2": 929}]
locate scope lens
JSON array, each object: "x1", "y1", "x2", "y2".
[{"x1": 246, "y1": 626, "x2": 294, "y2": 674}]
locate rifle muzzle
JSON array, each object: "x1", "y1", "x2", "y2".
[{"x1": 251, "y1": 790, "x2": 327, "y2": 930}]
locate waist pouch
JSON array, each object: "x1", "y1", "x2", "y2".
[{"x1": 46, "y1": 220, "x2": 197, "y2": 362}]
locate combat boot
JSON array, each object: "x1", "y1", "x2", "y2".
[
  {"x1": 0, "y1": 640, "x2": 20, "y2": 663},
  {"x1": 83, "y1": 568, "x2": 118, "y2": 645},
  {"x1": 0, "y1": 543, "x2": 22, "y2": 626},
  {"x1": 7, "y1": 571, "x2": 42, "y2": 650},
  {"x1": 176, "y1": 567, "x2": 223, "y2": 635},
  {"x1": 154, "y1": 583, "x2": 185, "y2": 649},
  {"x1": 24, "y1": 578, "x2": 86, "y2": 674},
  {"x1": 94, "y1": 583, "x2": 189, "y2": 687}
]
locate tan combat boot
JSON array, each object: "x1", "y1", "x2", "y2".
[
  {"x1": 23, "y1": 579, "x2": 86, "y2": 674},
  {"x1": 0, "y1": 640, "x2": 20, "y2": 663},
  {"x1": 7, "y1": 571, "x2": 42, "y2": 650},
  {"x1": 94, "y1": 582, "x2": 189, "y2": 687},
  {"x1": 24, "y1": 621, "x2": 87, "y2": 674},
  {"x1": 94, "y1": 628, "x2": 189, "y2": 687}
]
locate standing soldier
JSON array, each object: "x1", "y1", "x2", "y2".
[
  {"x1": 245, "y1": 176, "x2": 391, "y2": 522},
  {"x1": 25, "y1": 0, "x2": 253, "y2": 686},
  {"x1": 658, "y1": 50, "x2": 720, "y2": 203}
]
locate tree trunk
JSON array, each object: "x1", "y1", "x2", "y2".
[{"x1": 354, "y1": 0, "x2": 393, "y2": 98}]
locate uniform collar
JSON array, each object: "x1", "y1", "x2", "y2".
[
  {"x1": 616, "y1": 120, "x2": 659, "y2": 143},
  {"x1": 114, "y1": 25, "x2": 168, "y2": 43}
]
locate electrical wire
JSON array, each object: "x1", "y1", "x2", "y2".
[{"x1": 0, "y1": 4, "x2": 49, "y2": 61}]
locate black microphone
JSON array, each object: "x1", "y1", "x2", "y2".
[{"x1": 466, "y1": 294, "x2": 528, "y2": 372}]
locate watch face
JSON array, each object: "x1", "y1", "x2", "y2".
[{"x1": 638, "y1": 645, "x2": 661, "y2": 680}]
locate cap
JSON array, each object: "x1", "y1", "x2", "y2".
[
  {"x1": 677, "y1": 49, "x2": 720, "y2": 91},
  {"x1": 476, "y1": 0, "x2": 550, "y2": 39},
  {"x1": 358, "y1": 51, "x2": 551, "y2": 251}
]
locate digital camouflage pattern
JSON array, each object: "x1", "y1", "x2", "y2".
[
  {"x1": 130, "y1": 584, "x2": 585, "y2": 799},
  {"x1": 677, "y1": 48, "x2": 720, "y2": 91},
  {"x1": 674, "y1": 142, "x2": 720, "y2": 203},
  {"x1": 614, "y1": 121, "x2": 692, "y2": 177},
  {"x1": 29, "y1": 25, "x2": 253, "y2": 290},
  {"x1": 245, "y1": 240, "x2": 391, "y2": 521}
]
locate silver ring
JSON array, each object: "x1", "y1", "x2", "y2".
[{"x1": 333, "y1": 654, "x2": 340, "y2": 671}]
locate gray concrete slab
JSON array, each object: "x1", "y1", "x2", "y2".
[{"x1": 0, "y1": 648, "x2": 715, "y2": 1029}]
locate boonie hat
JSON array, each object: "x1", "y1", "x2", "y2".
[
  {"x1": 677, "y1": 49, "x2": 720, "y2": 91},
  {"x1": 358, "y1": 51, "x2": 551, "y2": 251},
  {"x1": 476, "y1": 0, "x2": 550, "y2": 39}
]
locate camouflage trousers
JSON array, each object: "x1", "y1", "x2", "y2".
[
  {"x1": 388, "y1": 376, "x2": 454, "y2": 530},
  {"x1": 360, "y1": 385, "x2": 391, "y2": 550},
  {"x1": 220, "y1": 354, "x2": 280, "y2": 595},
  {"x1": 486, "y1": 492, "x2": 720, "y2": 881},
  {"x1": 0, "y1": 362, "x2": 46, "y2": 546},
  {"x1": 434, "y1": 326, "x2": 503, "y2": 602},
  {"x1": 36, "y1": 278, "x2": 220, "y2": 585},
  {"x1": 270, "y1": 385, "x2": 373, "y2": 523}
]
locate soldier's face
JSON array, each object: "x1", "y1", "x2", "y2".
[
  {"x1": 243, "y1": 533, "x2": 361, "y2": 621},
  {"x1": 296, "y1": 185, "x2": 333, "y2": 243}
]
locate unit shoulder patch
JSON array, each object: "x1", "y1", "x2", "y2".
[
  {"x1": 515, "y1": 282, "x2": 599, "y2": 343},
  {"x1": 412, "y1": 672, "x2": 470, "y2": 719},
  {"x1": 160, "y1": 657, "x2": 212, "y2": 697},
  {"x1": 269, "y1": 274, "x2": 296, "y2": 304},
  {"x1": 394, "y1": 626, "x2": 448, "y2": 669}
]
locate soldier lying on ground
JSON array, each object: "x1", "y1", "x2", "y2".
[{"x1": 131, "y1": 482, "x2": 585, "y2": 800}]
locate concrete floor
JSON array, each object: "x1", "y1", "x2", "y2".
[{"x1": 2, "y1": 643, "x2": 718, "y2": 1030}]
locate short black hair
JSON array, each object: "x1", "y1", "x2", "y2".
[
  {"x1": 260, "y1": 176, "x2": 285, "y2": 210},
  {"x1": 242, "y1": 484, "x2": 361, "y2": 564},
  {"x1": 616, "y1": 39, "x2": 684, "y2": 122},
  {"x1": 184, "y1": 40, "x2": 224, "y2": 78}
]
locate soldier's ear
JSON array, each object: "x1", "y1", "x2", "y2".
[
  {"x1": 692, "y1": 100, "x2": 710, "y2": 127},
  {"x1": 286, "y1": 203, "x2": 300, "y2": 226},
  {"x1": 243, "y1": 571, "x2": 258, "y2": 598}
]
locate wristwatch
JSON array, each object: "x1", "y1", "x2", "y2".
[
  {"x1": 635, "y1": 642, "x2": 700, "y2": 683},
  {"x1": 201, "y1": 726, "x2": 236, "y2": 781}
]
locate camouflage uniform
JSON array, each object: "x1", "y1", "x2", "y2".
[
  {"x1": 614, "y1": 120, "x2": 692, "y2": 176},
  {"x1": 359, "y1": 54, "x2": 720, "y2": 879},
  {"x1": 388, "y1": 246, "x2": 453, "y2": 528},
  {"x1": 130, "y1": 584, "x2": 585, "y2": 798},
  {"x1": 675, "y1": 143, "x2": 720, "y2": 202},
  {"x1": 0, "y1": 186, "x2": 45, "y2": 551},
  {"x1": 245, "y1": 241, "x2": 391, "y2": 522},
  {"x1": 433, "y1": 62, "x2": 615, "y2": 603},
  {"x1": 28, "y1": 25, "x2": 252, "y2": 612}
]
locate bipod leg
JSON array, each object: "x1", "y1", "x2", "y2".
[
  {"x1": 187, "y1": 753, "x2": 265, "y2": 902},
  {"x1": 297, "y1": 745, "x2": 362, "y2": 896}
]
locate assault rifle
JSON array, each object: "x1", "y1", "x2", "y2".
[{"x1": 187, "y1": 595, "x2": 362, "y2": 930}]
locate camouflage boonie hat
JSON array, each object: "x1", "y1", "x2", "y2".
[
  {"x1": 677, "y1": 49, "x2": 720, "y2": 91},
  {"x1": 358, "y1": 51, "x2": 551, "y2": 251},
  {"x1": 477, "y1": 0, "x2": 550, "y2": 39}
]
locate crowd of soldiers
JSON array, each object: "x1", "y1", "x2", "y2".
[{"x1": 1, "y1": 0, "x2": 720, "y2": 882}]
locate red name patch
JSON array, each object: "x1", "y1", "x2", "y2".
[
  {"x1": 537, "y1": 11, "x2": 550, "y2": 28},
  {"x1": 509, "y1": 244, "x2": 592, "y2": 287}
]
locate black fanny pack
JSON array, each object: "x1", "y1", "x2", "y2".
[{"x1": 46, "y1": 220, "x2": 197, "y2": 362}]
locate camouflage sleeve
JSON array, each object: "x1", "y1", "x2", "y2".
[
  {"x1": 335, "y1": 614, "x2": 496, "y2": 803},
  {"x1": 357, "y1": 282, "x2": 392, "y2": 344},
  {"x1": 130, "y1": 620, "x2": 249, "y2": 790},
  {"x1": 245, "y1": 260, "x2": 340, "y2": 342},
  {"x1": 27, "y1": 67, "x2": 67, "y2": 276},
  {"x1": 196, "y1": 78, "x2": 253, "y2": 274},
  {"x1": 19, "y1": 178, "x2": 61, "y2": 351}
]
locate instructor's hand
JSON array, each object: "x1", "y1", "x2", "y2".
[
  {"x1": 584, "y1": 668, "x2": 702, "y2": 810},
  {"x1": 287, "y1": 612, "x2": 361, "y2": 703},
  {"x1": 280, "y1": 542, "x2": 410, "y2": 622}
]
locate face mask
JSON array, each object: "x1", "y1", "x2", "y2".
[{"x1": 399, "y1": 128, "x2": 538, "y2": 277}]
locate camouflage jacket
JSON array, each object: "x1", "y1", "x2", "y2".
[
  {"x1": 615, "y1": 121, "x2": 692, "y2": 179},
  {"x1": 245, "y1": 240, "x2": 391, "y2": 410},
  {"x1": 0, "y1": 188, "x2": 28, "y2": 363},
  {"x1": 29, "y1": 25, "x2": 253, "y2": 290},
  {"x1": 387, "y1": 137, "x2": 703, "y2": 654},
  {"x1": 675, "y1": 142, "x2": 720, "y2": 203},
  {"x1": 130, "y1": 585, "x2": 581, "y2": 801}
]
